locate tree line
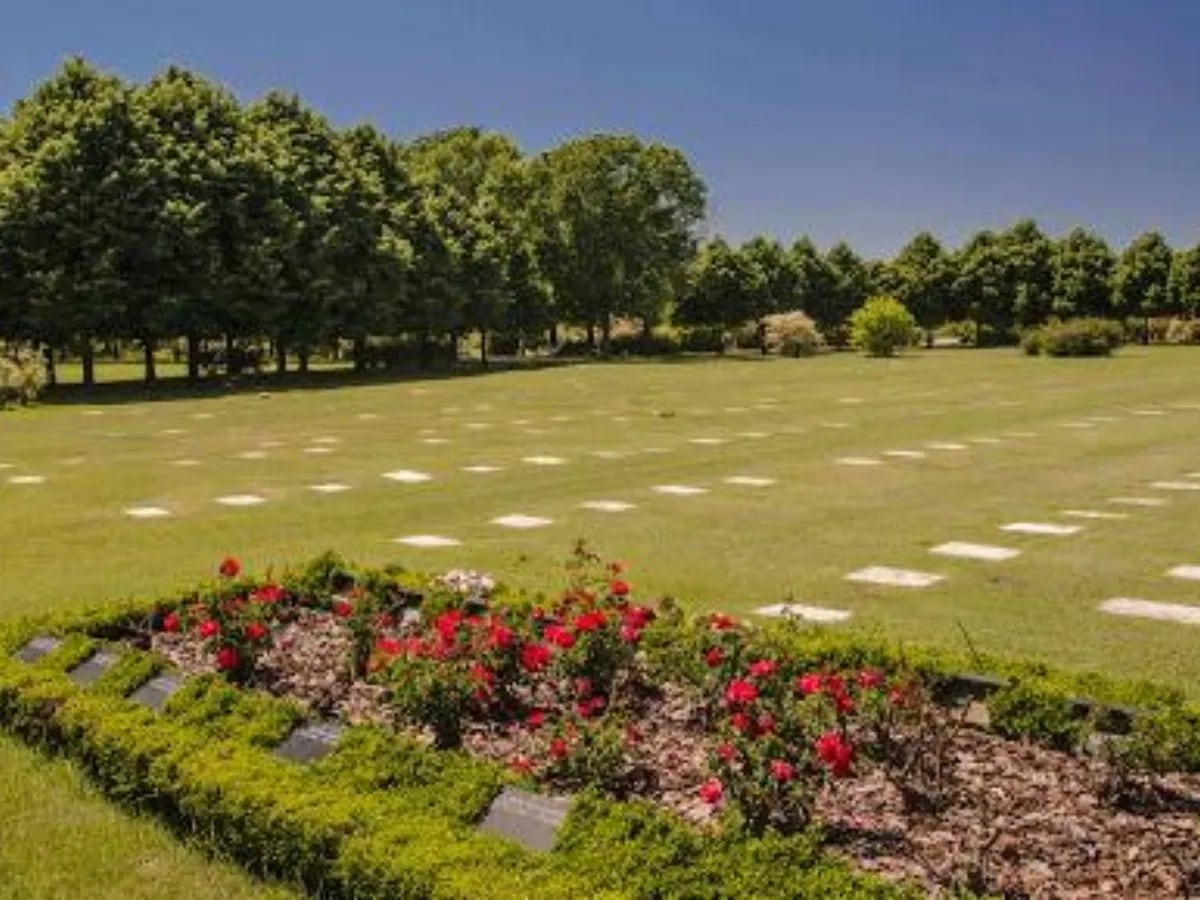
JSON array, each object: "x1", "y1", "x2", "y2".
[{"x1": 1, "y1": 58, "x2": 1197, "y2": 386}]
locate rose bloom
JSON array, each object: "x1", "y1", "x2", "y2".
[
  {"x1": 724, "y1": 679, "x2": 758, "y2": 705},
  {"x1": 769, "y1": 759, "x2": 797, "y2": 783},
  {"x1": 755, "y1": 713, "x2": 776, "y2": 736},
  {"x1": 815, "y1": 731, "x2": 854, "y2": 777},
  {"x1": 572, "y1": 610, "x2": 607, "y2": 633},
  {"x1": 709, "y1": 612, "x2": 737, "y2": 631},
  {"x1": 162, "y1": 612, "x2": 181, "y2": 633},
  {"x1": 549, "y1": 737, "x2": 570, "y2": 760},
  {"x1": 509, "y1": 755, "x2": 534, "y2": 774},
  {"x1": 519, "y1": 642, "x2": 552, "y2": 673},
  {"x1": 544, "y1": 624, "x2": 576, "y2": 649},
  {"x1": 332, "y1": 598, "x2": 353, "y2": 618},
  {"x1": 716, "y1": 742, "x2": 738, "y2": 763},
  {"x1": 622, "y1": 605, "x2": 654, "y2": 629},
  {"x1": 375, "y1": 637, "x2": 402, "y2": 657},
  {"x1": 251, "y1": 584, "x2": 285, "y2": 604},
  {"x1": 218, "y1": 557, "x2": 241, "y2": 579},
  {"x1": 609, "y1": 580, "x2": 630, "y2": 597},
  {"x1": 796, "y1": 673, "x2": 823, "y2": 696},
  {"x1": 198, "y1": 619, "x2": 220, "y2": 639},
  {"x1": 699, "y1": 778, "x2": 724, "y2": 804},
  {"x1": 487, "y1": 622, "x2": 515, "y2": 650},
  {"x1": 858, "y1": 669, "x2": 884, "y2": 689},
  {"x1": 620, "y1": 624, "x2": 641, "y2": 643},
  {"x1": 729, "y1": 711, "x2": 752, "y2": 733},
  {"x1": 747, "y1": 659, "x2": 777, "y2": 679},
  {"x1": 245, "y1": 621, "x2": 268, "y2": 642},
  {"x1": 215, "y1": 646, "x2": 239, "y2": 671},
  {"x1": 526, "y1": 709, "x2": 546, "y2": 729},
  {"x1": 703, "y1": 646, "x2": 725, "y2": 668}
]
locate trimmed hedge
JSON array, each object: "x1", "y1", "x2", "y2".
[
  {"x1": 1022, "y1": 317, "x2": 1124, "y2": 356},
  {"x1": 0, "y1": 605, "x2": 907, "y2": 899}
]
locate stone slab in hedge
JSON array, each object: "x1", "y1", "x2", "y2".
[
  {"x1": 275, "y1": 721, "x2": 344, "y2": 763},
  {"x1": 14, "y1": 635, "x2": 61, "y2": 663},
  {"x1": 130, "y1": 673, "x2": 184, "y2": 711},
  {"x1": 67, "y1": 650, "x2": 119, "y2": 687},
  {"x1": 478, "y1": 786, "x2": 572, "y2": 852}
]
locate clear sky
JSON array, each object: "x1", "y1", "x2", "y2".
[{"x1": 3, "y1": 0, "x2": 1198, "y2": 256}]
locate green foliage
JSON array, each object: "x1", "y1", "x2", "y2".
[
  {"x1": 849, "y1": 295, "x2": 918, "y2": 356},
  {"x1": 1022, "y1": 317, "x2": 1124, "y2": 356},
  {"x1": 987, "y1": 681, "x2": 1087, "y2": 750}
]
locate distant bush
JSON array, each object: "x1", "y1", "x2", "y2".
[
  {"x1": 1164, "y1": 317, "x2": 1200, "y2": 345},
  {"x1": 678, "y1": 326, "x2": 728, "y2": 353},
  {"x1": 762, "y1": 311, "x2": 824, "y2": 357},
  {"x1": 848, "y1": 295, "x2": 918, "y2": 357},
  {"x1": 608, "y1": 330, "x2": 682, "y2": 356},
  {"x1": 1023, "y1": 318, "x2": 1124, "y2": 357},
  {"x1": 0, "y1": 347, "x2": 47, "y2": 408}
]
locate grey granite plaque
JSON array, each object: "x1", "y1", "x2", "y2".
[
  {"x1": 14, "y1": 635, "x2": 61, "y2": 663},
  {"x1": 478, "y1": 787, "x2": 572, "y2": 852},
  {"x1": 67, "y1": 651, "x2": 119, "y2": 687},
  {"x1": 274, "y1": 721, "x2": 343, "y2": 763},
  {"x1": 130, "y1": 674, "x2": 184, "y2": 711}
]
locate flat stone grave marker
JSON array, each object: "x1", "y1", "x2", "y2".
[
  {"x1": 275, "y1": 721, "x2": 344, "y2": 763},
  {"x1": 68, "y1": 650, "x2": 119, "y2": 687},
  {"x1": 999, "y1": 522, "x2": 1081, "y2": 536},
  {"x1": 1151, "y1": 481, "x2": 1200, "y2": 492},
  {"x1": 478, "y1": 786, "x2": 572, "y2": 852},
  {"x1": 130, "y1": 673, "x2": 184, "y2": 711},
  {"x1": 753, "y1": 603, "x2": 851, "y2": 623},
  {"x1": 1100, "y1": 598, "x2": 1200, "y2": 627},
  {"x1": 931, "y1": 542, "x2": 1020, "y2": 562},
  {"x1": 846, "y1": 566, "x2": 944, "y2": 588},
  {"x1": 14, "y1": 635, "x2": 61, "y2": 663},
  {"x1": 1167, "y1": 565, "x2": 1200, "y2": 582}
]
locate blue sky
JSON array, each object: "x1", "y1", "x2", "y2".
[{"x1": 3, "y1": 1, "x2": 1198, "y2": 256}]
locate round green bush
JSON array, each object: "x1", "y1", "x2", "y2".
[{"x1": 848, "y1": 295, "x2": 918, "y2": 357}]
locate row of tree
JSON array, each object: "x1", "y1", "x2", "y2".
[
  {"x1": 0, "y1": 59, "x2": 704, "y2": 384},
  {"x1": 1, "y1": 59, "x2": 1197, "y2": 386},
  {"x1": 680, "y1": 225, "x2": 1200, "y2": 347}
]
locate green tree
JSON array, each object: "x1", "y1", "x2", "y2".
[
  {"x1": 676, "y1": 238, "x2": 764, "y2": 346},
  {"x1": 884, "y1": 231, "x2": 955, "y2": 346},
  {"x1": 534, "y1": 134, "x2": 705, "y2": 349},
  {"x1": 952, "y1": 230, "x2": 1015, "y2": 345},
  {"x1": 0, "y1": 58, "x2": 137, "y2": 386},
  {"x1": 1001, "y1": 219, "x2": 1054, "y2": 328},
  {"x1": 1113, "y1": 231, "x2": 1175, "y2": 339},
  {"x1": 1051, "y1": 228, "x2": 1115, "y2": 319},
  {"x1": 787, "y1": 238, "x2": 836, "y2": 335},
  {"x1": 739, "y1": 236, "x2": 796, "y2": 349},
  {"x1": 821, "y1": 242, "x2": 871, "y2": 346},
  {"x1": 1169, "y1": 243, "x2": 1200, "y2": 319}
]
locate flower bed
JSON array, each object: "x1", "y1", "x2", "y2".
[{"x1": 4, "y1": 548, "x2": 1200, "y2": 897}]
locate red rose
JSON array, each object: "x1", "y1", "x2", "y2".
[
  {"x1": 622, "y1": 606, "x2": 654, "y2": 629},
  {"x1": 526, "y1": 709, "x2": 546, "y2": 729},
  {"x1": 888, "y1": 687, "x2": 908, "y2": 707},
  {"x1": 215, "y1": 646, "x2": 239, "y2": 671},
  {"x1": 198, "y1": 619, "x2": 220, "y2": 639},
  {"x1": 519, "y1": 642, "x2": 552, "y2": 673},
  {"x1": 748, "y1": 659, "x2": 777, "y2": 679},
  {"x1": 620, "y1": 624, "x2": 641, "y2": 643},
  {"x1": 796, "y1": 673, "x2": 823, "y2": 696},
  {"x1": 709, "y1": 612, "x2": 736, "y2": 631},
  {"x1": 332, "y1": 598, "x2": 353, "y2": 618},
  {"x1": 703, "y1": 646, "x2": 725, "y2": 668},
  {"x1": 730, "y1": 711, "x2": 752, "y2": 733},
  {"x1": 824, "y1": 674, "x2": 847, "y2": 697},
  {"x1": 251, "y1": 584, "x2": 285, "y2": 604},
  {"x1": 572, "y1": 610, "x2": 607, "y2": 633},
  {"x1": 245, "y1": 621, "x2": 268, "y2": 642},
  {"x1": 544, "y1": 624, "x2": 576, "y2": 649},
  {"x1": 858, "y1": 669, "x2": 884, "y2": 690},
  {"x1": 433, "y1": 609, "x2": 461, "y2": 641},
  {"x1": 756, "y1": 713, "x2": 776, "y2": 736},
  {"x1": 375, "y1": 637, "x2": 402, "y2": 657},
  {"x1": 162, "y1": 612, "x2": 180, "y2": 633},
  {"x1": 470, "y1": 662, "x2": 495, "y2": 688},
  {"x1": 815, "y1": 731, "x2": 854, "y2": 778},
  {"x1": 549, "y1": 737, "x2": 569, "y2": 760},
  {"x1": 218, "y1": 557, "x2": 241, "y2": 579},
  {"x1": 610, "y1": 580, "x2": 630, "y2": 597},
  {"x1": 769, "y1": 759, "x2": 796, "y2": 783},
  {"x1": 716, "y1": 742, "x2": 737, "y2": 763},
  {"x1": 509, "y1": 755, "x2": 534, "y2": 774},
  {"x1": 699, "y1": 778, "x2": 724, "y2": 804},
  {"x1": 724, "y1": 679, "x2": 758, "y2": 705},
  {"x1": 833, "y1": 691, "x2": 855, "y2": 715},
  {"x1": 487, "y1": 622, "x2": 515, "y2": 650},
  {"x1": 574, "y1": 677, "x2": 593, "y2": 698}
]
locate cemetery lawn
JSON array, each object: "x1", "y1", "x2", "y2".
[{"x1": 3, "y1": 347, "x2": 1200, "y2": 895}]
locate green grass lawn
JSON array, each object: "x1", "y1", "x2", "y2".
[{"x1": 3, "y1": 347, "x2": 1200, "y2": 895}]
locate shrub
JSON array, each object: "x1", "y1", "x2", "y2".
[
  {"x1": 848, "y1": 295, "x2": 918, "y2": 357},
  {"x1": 678, "y1": 325, "x2": 728, "y2": 353},
  {"x1": 762, "y1": 311, "x2": 824, "y2": 357},
  {"x1": 0, "y1": 347, "x2": 48, "y2": 408},
  {"x1": 1165, "y1": 317, "x2": 1200, "y2": 345},
  {"x1": 1023, "y1": 317, "x2": 1124, "y2": 357},
  {"x1": 607, "y1": 330, "x2": 682, "y2": 356}
]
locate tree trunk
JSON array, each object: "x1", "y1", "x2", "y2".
[
  {"x1": 142, "y1": 339, "x2": 156, "y2": 384},
  {"x1": 479, "y1": 329, "x2": 489, "y2": 368},
  {"x1": 1143, "y1": 315, "x2": 1151, "y2": 346},
  {"x1": 925, "y1": 329, "x2": 934, "y2": 350},
  {"x1": 549, "y1": 323, "x2": 558, "y2": 349},
  {"x1": 276, "y1": 344, "x2": 287, "y2": 374},
  {"x1": 81, "y1": 339, "x2": 95, "y2": 388},
  {"x1": 186, "y1": 334, "x2": 200, "y2": 381},
  {"x1": 586, "y1": 323, "x2": 596, "y2": 349},
  {"x1": 600, "y1": 315, "x2": 612, "y2": 353},
  {"x1": 43, "y1": 345, "x2": 56, "y2": 387},
  {"x1": 298, "y1": 348, "x2": 309, "y2": 374},
  {"x1": 353, "y1": 336, "x2": 367, "y2": 371},
  {"x1": 225, "y1": 334, "x2": 235, "y2": 374}
]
